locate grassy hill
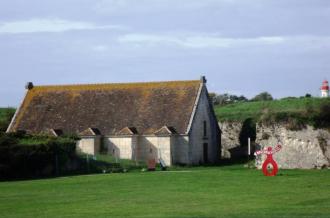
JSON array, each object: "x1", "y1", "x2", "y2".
[
  {"x1": 215, "y1": 98, "x2": 330, "y2": 129},
  {"x1": 0, "y1": 166, "x2": 329, "y2": 218}
]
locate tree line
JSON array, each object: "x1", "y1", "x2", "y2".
[
  {"x1": 209, "y1": 91, "x2": 314, "y2": 106},
  {"x1": 209, "y1": 91, "x2": 274, "y2": 106}
]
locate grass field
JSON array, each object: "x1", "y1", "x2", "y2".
[
  {"x1": 214, "y1": 97, "x2": 330, "y2": 123},
  {"x1": 0, "y1": 166, "x2": 329, "y2": 218}
]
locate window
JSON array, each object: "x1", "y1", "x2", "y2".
[{"x1": 203, "y1": 121, "x2": 207, "y2": 137}]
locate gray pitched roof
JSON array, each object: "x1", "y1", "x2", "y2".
[{"x1": 8, "y1": 80, "x2": 203, "y2": 135}]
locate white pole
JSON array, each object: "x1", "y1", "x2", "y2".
[{"x1": 248, "y1": 137, "x2": 251, "y2": 156}]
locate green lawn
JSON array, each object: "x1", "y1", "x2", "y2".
[{"x1": 0, "y1": 166, "x2": 329, "y2": 218}]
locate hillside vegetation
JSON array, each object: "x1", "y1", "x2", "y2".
[
  {"x1": 0, "y1": 108, "x2": 15, "y2": 132},
  {"x1": 215, "y1": 97, "x2": 330, "y2": 129}
]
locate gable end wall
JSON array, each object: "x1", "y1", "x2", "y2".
[{"x1": 188, "y1": 85, "x2": 221, "y2": 164}]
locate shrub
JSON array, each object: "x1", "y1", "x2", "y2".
[
  {"x1": 0, "y1": 133, "x2": 78, "y2": 180},
  {"x1": 312, "y1": 100, "x2": 330, "y2": 129},
  {"x1": 305, "y1": 93, "x2": 312, "y2": 98},
  {"x1": 212, "y1": 93, "x2": 248, "y2": 106},
  {"x1": 251, "y1": 92, "x2": 273, "y2": 102},
  {"x1": 0, "y1": 108, "x2": 15, "y2": 132}
]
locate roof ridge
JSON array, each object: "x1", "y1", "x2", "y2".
[{"x1": 32, "y1": 79, "x2": 200, "y2": 89}]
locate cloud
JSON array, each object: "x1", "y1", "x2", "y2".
[
  {"x1": 0, "y1": 18, "x2": 126, "y2": 34},
  {"x1": 118, "y1": 33, "x2": 286, "y2": 48}
]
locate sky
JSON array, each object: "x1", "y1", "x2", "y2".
[{"x1": 0, "y1": 0, "x2": 329, "y2": 107}]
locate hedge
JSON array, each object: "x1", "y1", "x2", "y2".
[{"x1": 0, "y1": 133, "x2": 78, "y2": 180}]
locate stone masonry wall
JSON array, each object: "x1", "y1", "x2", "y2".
[
  {"x1": 104, "y1": 135, "x2": 175, "y2": 166},
  {"x1": 256, "y1": 124, "x2": 330, "y2": 169},
  {"x1": 104, "y1": 137, "x2": 137, "y2": 160},
  {"x1": 172, "y1": 136, "x2": 189, "y2": 165},
  {"x1": 189, "y1": 85, "x2": 220, "y2": 164},
  {"x1": 218, "y1": 121, "x2": 243, "y2": 159},
  {"x1": 77, "y1": 137, "x2": 101, "y2": 155},
  {"x1": 138, "y1": 136, "x2": 172, "y2": 166}
]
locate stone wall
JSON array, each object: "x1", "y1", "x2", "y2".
[
  {"x1": 103, "y1": 135, "x2": 187, "y2": 166},
  {"x1": 218, "y1": 121, "x2": 243, "y2": 159},
  {"x1": 77, "y1": 136, "x2": 101, "y2": 155},
  {"x1": 256, "y1": 124, "x2": 330, "y2": 169},
  {"x1": 138, "y1": 136, "x2": 172, "y2": 166},
  {"x1": 104, "y1": 136, "x2": 137, "y2": 160},
  {"x1": 172, "y1": 136, "x2": 189, "y2": 165}
]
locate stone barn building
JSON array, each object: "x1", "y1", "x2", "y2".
[{"x1": 7, "y1": 77, "x2": 221, "y2": 166}]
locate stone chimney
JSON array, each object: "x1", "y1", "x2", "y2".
[
  {"x1": 200, "y1": 76, "x2": 207, "y2": 84},
  {"x1": 25, "y1": 82, "x2": 34, "y2": 90}
]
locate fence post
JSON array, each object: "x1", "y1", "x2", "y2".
[
  {"x1": 248, "y1": 137, "x2": 251, "y2": 163},
  {"x1": 86, "y1": 154, "x2": 90, "y2": 173}
]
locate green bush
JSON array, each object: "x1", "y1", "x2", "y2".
[
  {"x1": 0, "y1": 108, "x2": 15, "y2": 132},
  {"x1": 251, "y1": 92, "x2": 273, "y2": 101},
  {"x1": 0, "y1": 133, "x2": 78, "y2": 180},
  {"x1": 311, "y1": 100, "x2": 330, "y2": 129}
]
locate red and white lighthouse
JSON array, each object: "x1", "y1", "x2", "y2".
[{"x1": 321, "y1": 80, "x2": 329, "y2": 98}]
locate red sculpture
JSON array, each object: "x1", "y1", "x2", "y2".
[{"x1": 255, "y1": 144, "x2": 282, "y2": 176}]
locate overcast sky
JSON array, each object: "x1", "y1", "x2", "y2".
[{"x1": 0, "y1": 0, "x2": 329, "y2": 107}]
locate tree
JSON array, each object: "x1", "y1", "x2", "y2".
[
  {"x1": 208, "y1": 92, "x2": 217, "y2": 104},
  {"x1": 237, "y1": 95, "x2": 248, "y2": 102},
  {"x1": 215, "y1": 93, "x2": 230, "y2": 105},
  {"x1": 212, "y1": 93, "x2": 248, "y2": 105},
  {"x1": 251, "y1": 92, "x2": 273, "y2": 101},
  {"x1": 305, "y1": 93, "x2": 312, "y2": 98}
]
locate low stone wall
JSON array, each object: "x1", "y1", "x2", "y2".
[{"x1": 256, "y1": 124, "x2": 330, "y2": 169}]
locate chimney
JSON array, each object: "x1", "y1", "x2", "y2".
[
  {"x1": 200, "y1": 76, "x2": 207, "y2": 84},
  {"x1": 25, "y1": 82, "x2": 34, "y2": 90}
]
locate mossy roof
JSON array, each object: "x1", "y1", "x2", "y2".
[{"x1": 9, "y1": 80, "x2": 202, "y2": 135}]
